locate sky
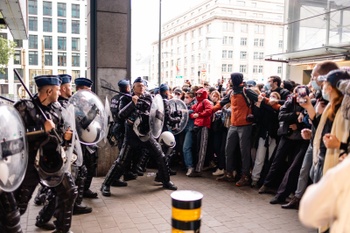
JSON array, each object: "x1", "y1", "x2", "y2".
[{"x1": 131, "y1": 0, "x2": 204, "y2": 64}]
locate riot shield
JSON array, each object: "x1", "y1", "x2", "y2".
[
  {"x1": 0, "y1": 104, "x2": 28, "y2": 192},
  {"x1": 69, "y1": 90, "x2": 107, "y2": 145},
  {"x1": 149, "y1": 94, "x2": 164, "y2": 139},
  {"x1": 168, "y1": 99, "x2": 189, "y2": 135},
  {"x1": 61, "y1": 104, "x2": 76, "y2": 167},
  {"x1": 103, "y1": 96, "x2": 112, "y2": 144}
]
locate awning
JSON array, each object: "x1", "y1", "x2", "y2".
[
  {"x1": 265, "y1": 46, "x2": 350, "y2": 64},
  {"x1": 0, "y1": 0, "x2": 27, "y2": 40}
]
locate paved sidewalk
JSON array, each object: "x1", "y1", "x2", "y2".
[{"x1": 21, "y1": 169, "x2": 316, "y2": 233}]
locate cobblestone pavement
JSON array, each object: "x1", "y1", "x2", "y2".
[{"x1": 21, "y1": 169, "x2": 316, "y2": 233}]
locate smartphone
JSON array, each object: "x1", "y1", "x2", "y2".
[{"x1": 297, "y1": 87, "x2": 307, "y2": 103}]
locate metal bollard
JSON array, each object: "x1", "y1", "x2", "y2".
[{"x1": 171, "y1": 190, "x2": 203, "y2": 233}]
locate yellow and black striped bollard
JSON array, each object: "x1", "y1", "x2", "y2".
[{"x1": 171, "y1": 190, "x2": 203, "y2": 233}]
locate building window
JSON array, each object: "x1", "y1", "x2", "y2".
[
  {"x1": 239, "y1": 65, "x2": 247, "y2": 73},
  {"x1": 58, "y1": 19, "x2": 66, "y2": 33},
  {"x1": 223, "y1": 22, "x2": 234, "y2": 32},
  {"x1": 277, "y1": 66, "x2": 282, "y2": 74},
  {"x1": 14, "y1": 40, "x2": 23, "y2": 48},
  {"x1": 43, "y1": 1, "x2": 52, "y2": 16},
  {"x1": 28, "y1": 0, "x2": 37, "y2": 15},
  {"x1": 72, "y1": 4, "x2": 80, "y2": 18},
  {"x1": 222, "y1": 36, "x2": 227, "y2": 45},
  {"x1": 72, "y1": 20, "x2": 80, "y2": 34},
  {"x1": 57, "y1": 3, "x2": 66, "y2": 17},
  {"x1": 222, "y1": 64, "x2": 227, "y2": 72},
  {"x1": 206, "y1": 23, "x2": 211, "y2": 33},
  {"x1": 254, "y1": 25, "x2": 265, "y2": 34},
  {"x1": 240, "y1": 51, "x2": 247, "y2": 59},
  {"x1": 29, "y1": 51, "x2": 38, "y2": 65},
  {"x1": 29, "y1": 35, "x2": 38, "y2": 49},
  {"x1": 278, "y1": 40, "x2": 283, "y2": 48},
  {"x1": 14, "y1": 50, "x2": 21, "y2": 65},
  {"x1": 228, "y1": 50, "x2": 233, "y2": 58},
  {"x1": 58, "y1": 52, "x2": 67, "y2": 66},
  {"x1": 254, "y1": 38, "x2": 259, "y2": 46},
  {"x1": 191, "y1": 55, "x2": 195, "y2": 63},
  {"x1": 241, "y1": 23, "x2": 248, "y2": 33},
  {"x1": 58, "y1": 37, "x2": 66, "y2": 50},
  {"x1": 0, "y1": 69, "x2": 8, "y2": 80},
  {"x1": 228, "y1": 64, "x2": 233, "y2": 73},
  {"x1": 191, "y1": 42, "x2": 195, "y2": 51},
  {"x1": 72, "y1": 70, "x2": 80, "y2": 79},
  {"x1": 43, "y1": 18, "x2": 52, "y2": 32},
  {"x1": 240, "y1": 38, "x2": 247, "y2": 46},
  {"x1": 259, "y1": 52, "x2": 264, "y2": 59},
  {"x1": 222, "y1": 50, "x2": 227, "y2": 58},
  {"x1": 29, "y1": 17, "x2": 38, "y2": 31},
  {"x1": 259, "y1": 39, "x2": 264, "y2": 47},
  {"x1": 253, "y1": 65, "x2": 258, "y2": 73},
  {"x1": 258, "y1": 65, "x2": 263, "y2": 73},
  {"x1": 253, "y1": 52, "x2": 259, "y2": 60},
  {"x1": 72, "y1": 38, "x2": 80, "y2": 51},
  {"x1": 72, "y1": 53, "x2": 80, "y2": 66},
  {"x1": 44, "y1": 36, "x2": 52, "y2": 50},
  {"x1": 45, "y1": 52, "x2": 53, "y2": 66},
  {"x1": 228, "y1": 37, "x2": 234, "y2": 45}
]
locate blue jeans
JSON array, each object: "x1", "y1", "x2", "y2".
[{"x1": 182, "y1": 120, "x2": 194, "y2": 168}]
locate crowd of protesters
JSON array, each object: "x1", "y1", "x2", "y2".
[
  {"x1": 106, "y1": 60, "x2": 350, "y2": 233},
  {"x1": 148, "y1": 61, "x2": 350, "y2": 217}
]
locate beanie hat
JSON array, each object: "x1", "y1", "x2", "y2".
[{"x1": 230, "y1": 73, "x2": 243, "y2": 87}]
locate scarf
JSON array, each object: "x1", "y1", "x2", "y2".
[{"x1": 313, "y1": 103, "x2": 350, "y2": 176}]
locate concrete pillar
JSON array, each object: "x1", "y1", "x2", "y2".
[{"x1": 87, "y1": 0, "x2": 131, "y2": 175}]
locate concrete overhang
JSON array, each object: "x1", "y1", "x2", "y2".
[
  {"x1": 0, "y1": 0, "x2": 28, "y2": 40},
  {"x1": 265, "y1": 46, "x2": 350, "y2": 65}
]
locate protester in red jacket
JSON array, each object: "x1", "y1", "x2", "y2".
[{"x1": 188, "y1": 88, "x2": 212, "y2": 177}]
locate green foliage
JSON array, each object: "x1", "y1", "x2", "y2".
[{"x1": 0, "y1": 37, "x2": 16, "y2": 73}]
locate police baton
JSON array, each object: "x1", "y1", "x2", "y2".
[
  {"x1": 13, "y1": 69, "x2": 62, "y2": 143},
  {"x1": 0, "y1": 95, "x2": 15, "y2": 103},
  {"x1": 101, "y1": 85, "x2": 149, "y2": 104}
]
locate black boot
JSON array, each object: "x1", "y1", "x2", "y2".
[
  {"x1": 111, "y1": 179, "x2": 128, "y2": 187},
  {"x1": 163, "y1": 181, "x2": 178, "y2": 190},
  {"x1": 101, "y1": 160, "x2": 125, "y2": 197},
  {"x1": 54, "y1": 173, "x2": 78, "y2": 233},
  {"x1": 123, "y1": 171, "x2": 137, "y2": 181},
  {"x1": 35, "y1": 188, "x2": 56, "y2": 231},
  {"x1": 0, "y1": 192, "x2": 23, "y2": 233},
  {"x1": 73, "y1": 174, "x2": 92, "y2": 215},
  {"x1": 34, "y1": 185, "x2": 49, "y2": 206}
]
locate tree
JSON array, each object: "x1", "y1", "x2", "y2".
[{"x1": 0, "y1": 37, "x2": 16, "y2": 74}]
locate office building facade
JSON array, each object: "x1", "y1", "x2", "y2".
[
  {"x1": 150, "y1": 0, "x2": 285, "y2": 87},
  {"x1": 0, "y1": 0, "x2": 87, "y2": 98}
]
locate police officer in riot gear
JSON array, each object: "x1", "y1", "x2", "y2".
[
  {"x1": 0, "y1": 102, "x2": 27, "y2": 233},
  {"x1": 100, "y1": 77, "x2": 177, "y2": 197},
  {"x1": 58, "y1": 75, "x2": 92, "y2": 215},
  {"x1": 74, "y1": 78, "x2": 99, "y2": 199},
  {"x1": 14, "y1": 75, "x2": 77, "y2": 233},
  {"x1": 109, "y1": 80, "x2": 133, "y2": 186}
]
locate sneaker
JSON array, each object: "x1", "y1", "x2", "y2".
[
  {"x1": 186, "y1": 168, "x2": 193, "y2": 176},
  {"x1": 235, "y1": 175, "x2": 250, "y2": 187},
  {"x1": 216, "y1": 173, "x2": 234, "y2": 182},
  {"x1": 258, "y1": 185, "x2": 276, "y2": 194},
  {"x1": 251, "y1": 180, "x2": 258, "y2": 189},
  {"x1": 212, "y1": 168, "x2": 224, "y2": 176},
  {"x1": 188, "y1": 170, "x2": 202, "y2": 177}
]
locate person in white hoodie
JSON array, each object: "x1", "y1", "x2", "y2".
[{"x1": 299, "y1": 153, "x2": 350, "y2": 233}]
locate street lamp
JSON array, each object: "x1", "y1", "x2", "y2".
[{"x1": 158, "y1": 0, "x2": 162, "y2": 86}]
